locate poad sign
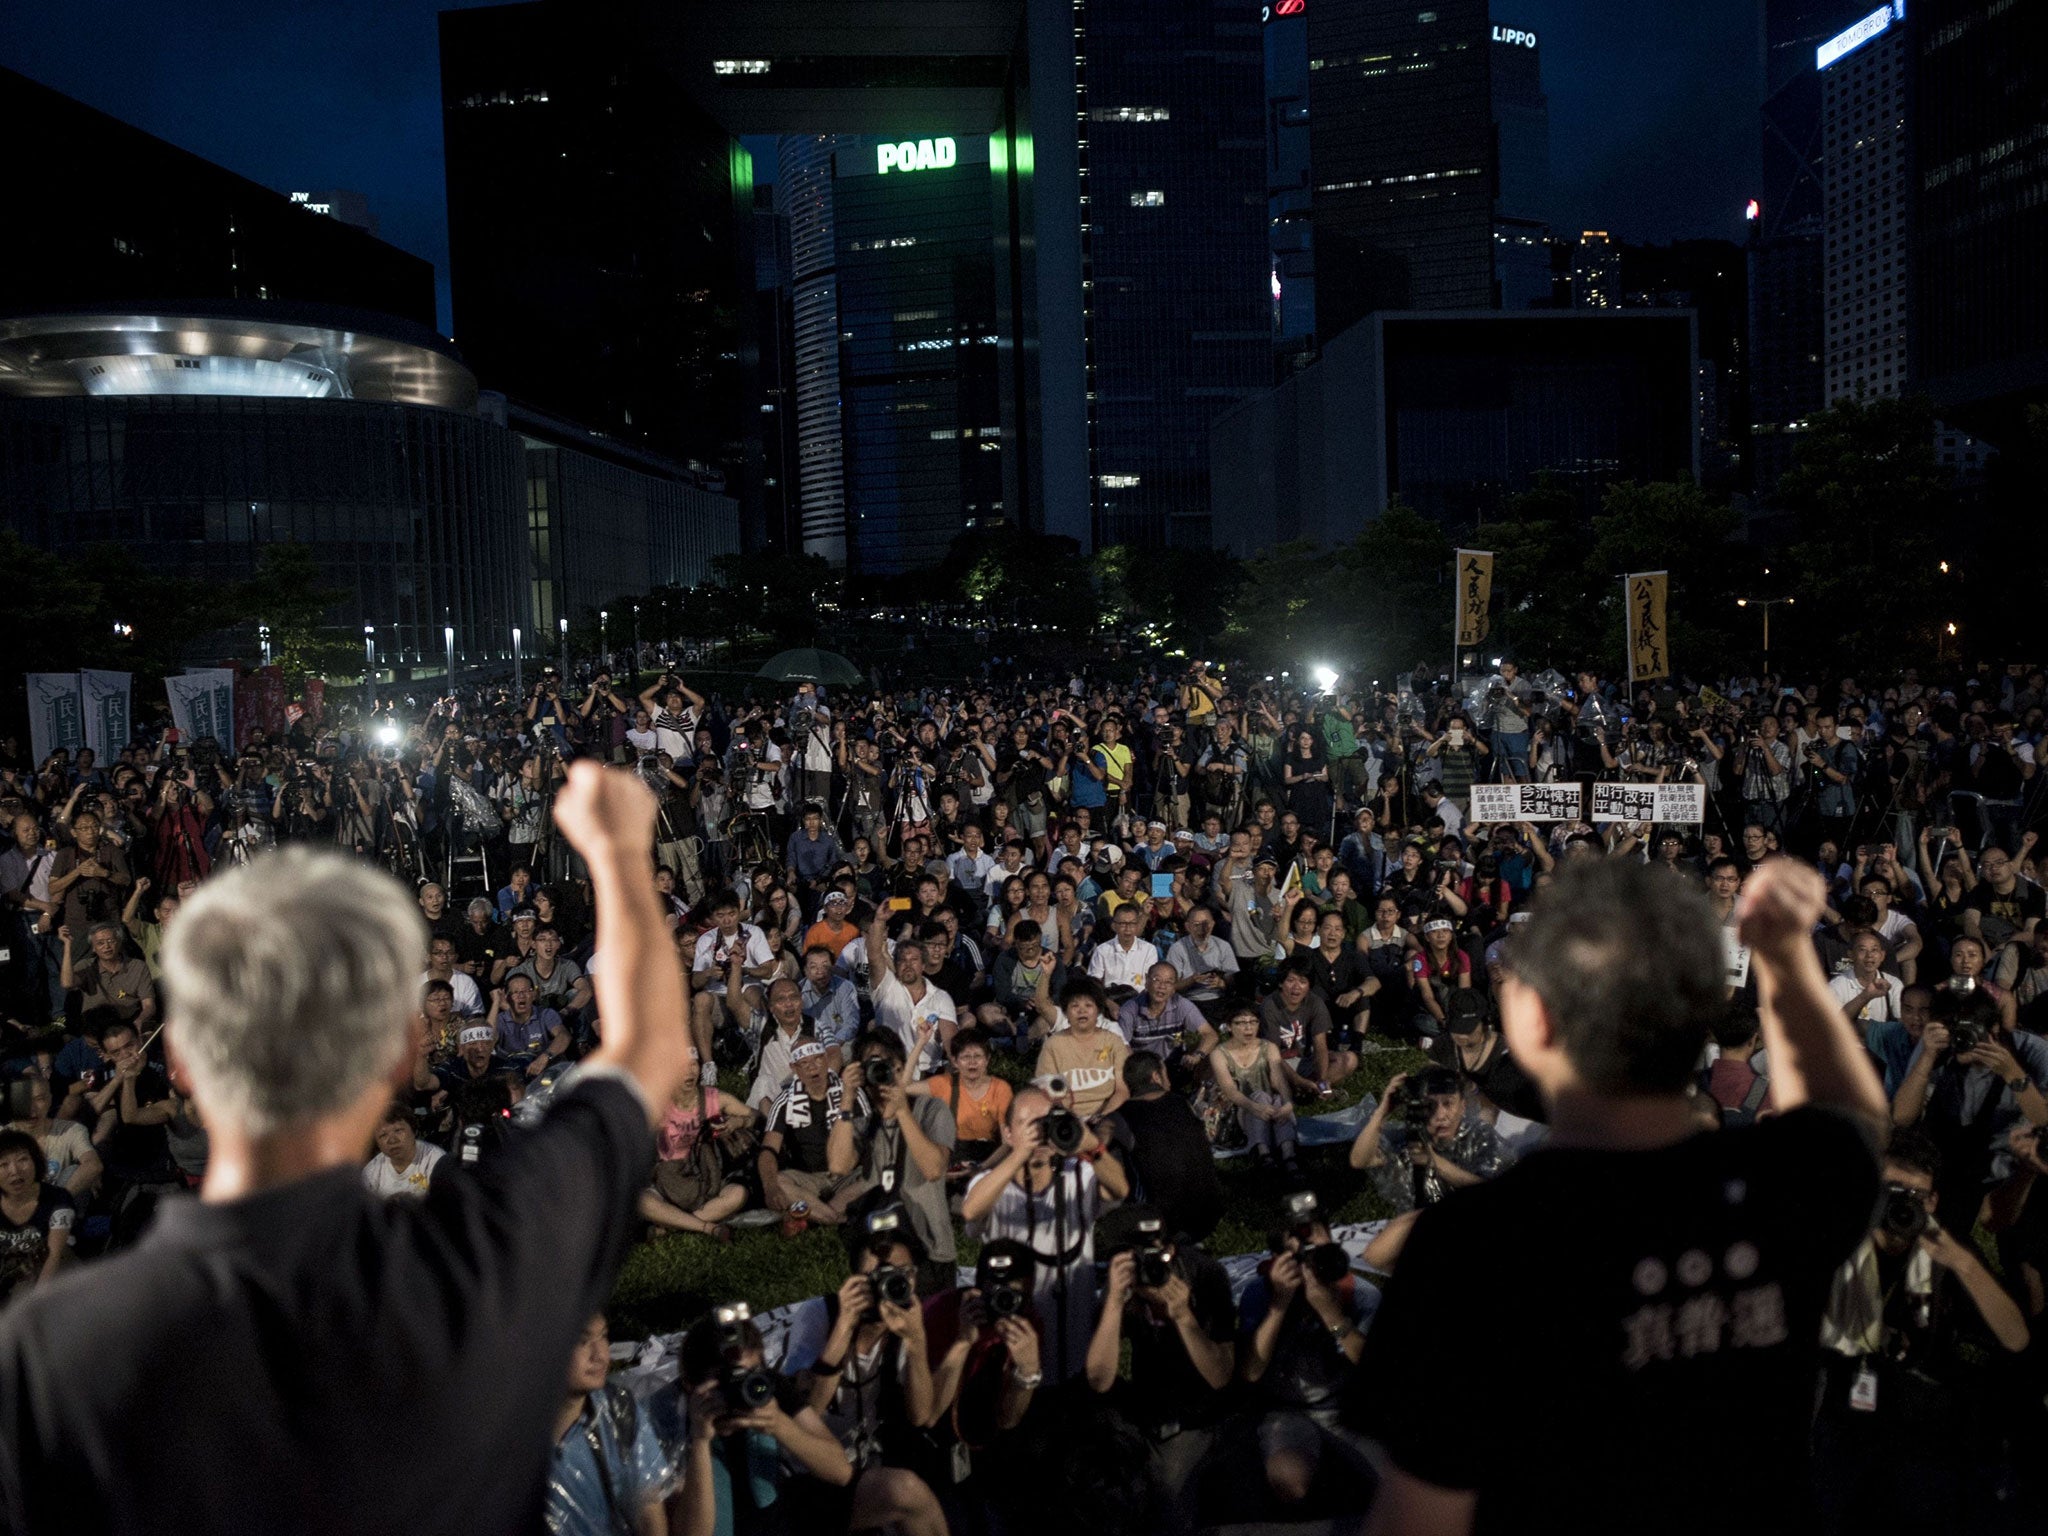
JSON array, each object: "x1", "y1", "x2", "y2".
[{"x1": 877, "y1": 137, "x2": 958, "y2": 175}]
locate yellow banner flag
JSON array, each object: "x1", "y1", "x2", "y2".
[
  {"x1": 1625, "y1": 571, "x2": 1670, "y2": 684},
  {"x1": 1698, "y1": 683, "x2": 1732, "y2": 713},
  {"x1": 1455, "y1": 549, "x2": 1494, "y2": 647}
]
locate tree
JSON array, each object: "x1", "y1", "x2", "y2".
[
  {"x1": 1587, "y1": 480, "x2": 1747, "y2": 677},
  {"x1": 1092, "y1": 543, "x2": 1244, "y2": 656},
  {"x1": 233, "y1": 544, "x2": 359, "y2": 688},
  {"x1": 1777, "y1": 395, "x2": 1951, "y2": 672}
]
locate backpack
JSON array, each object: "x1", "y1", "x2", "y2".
[{"x1": 1699, "y1": 1066, "x2": 1769, "y2": 1127}]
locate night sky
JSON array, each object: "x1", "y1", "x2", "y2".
[{"x1": 5, "y1": 0, "x2": 1761, "y2": 334}]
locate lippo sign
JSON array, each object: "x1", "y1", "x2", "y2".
[{"x1": 876, "y1": 137, "x2": 958, "y2": 174}]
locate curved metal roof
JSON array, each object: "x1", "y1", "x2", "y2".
[{"x1": 0, "y1": 302, "x2": 476, "y2": 411}]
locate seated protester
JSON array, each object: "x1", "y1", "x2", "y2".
[
  {"x1": 52, "y1": 1009, "x2": 123, "y2": 1125},
  {"x1": 1111, "y1": 1052, "x2": 1224, "y2": 1245},
  {"x1": 865, "y1": 901, "x2": 957, "y2": 1078},
  {"x1": 362, "y1": 1099, "x2": 445, "y2": 1199},
  {"x1": 1960, "y1": 839, "x2": 2045, "y2": 965},
  {"x1": 1427, "y1": 991, "x2": 1546, "y2": 1125},
  {"x1": 1890, "y1": 984, "x2": 2048, "y2": 1239},
  {"x1": 1348, "y1": 1066, "x2": 1514, "y2": 1216},
  {"x1": 920, "y1": 1240, "x2": 1046, "y2": 1449},
  {"x1": 0, "y1": 1128, "x2": 75, "y2": 1304},
  {"x1": 644, "y1": 1047, "x2": 755, "y2": 1239},
  {"x1": 1236, "y1": 1198, "x2": 1378, "y2": 1511},
  {"x1": 804, "y1": 889, "x2": 864, "y2": 963},
  {"x1": 749, "y1": 977, "x2": 821, "y2": 1113},
  {"x1": 1860, "y1": 872, "x2": 1924, "y2": 985},
  {"x1": 1814, "y1": 895, "x2": 1881, "y2": 979},
  {"x1": 963, "y1": 1084, "x2": 1131, "y2": 1384},
  {"x1": 1307, "y1": 907, "x2": 1380, "y2": 1048},
  {"x1": 980, "y1": 921, "x2": 1066, "y2": 1044},
  {"x1": 1164, "y1": 905, "x2": 1238, "y2": 1018},
  {"x1": 788, "y1": 1218, "x2": 950, "y2": 1536},
  {"x1": 10, "y1": 1077, "x2": 102, "y2": 1204},
  {"x1": 1868, "y1": 984, "x2": 1934, "y2": 1099},
  {"x1": 509, "y1": 924, "x2": 593, "y2": 1019},
  {"x1": 757, "y1": 1040, "x2": 869, "y2": 1230},
  {"x1": 454, "y1": 897, "x2": 508, "y2": 979},
  {"x1": 1812, "y1": 1128, "x2": 2029, "y2": 1535},
  {"x1": 1085, "y1": 1209, "x2": 1238, "y2": 1527},
  {"x1": 906, "y1": 1026, "x2": 1012, "y2": 1170},
  {"x1": 422, "y1": 935, "x2": 485, "y2": 1018},
  {"x1": 78, "y1": 1018, "x2": 174, "y2": 1194},
  {"x1": 1031, "y1": 979, "x2": 1131, "y2": 1122},
  {"x1": 1117, "y1": 961, "x2": 1219, "y2": 1071},
  {"x1": 1409, "y1": 917, "x2": 1473, "y2": 1039},
  {"x1": 60, "y1": 921, "x2": 158, "y2": 1029},
  {"x1": 435, "y1": 1019, "x2": 519, "y2": 1100},
  {"x1": 1359, "y1": 897, "x2": 1421, "y2": 1001},
  {"x1": 1257, "y1": 959, "x2": 1359, "y2": 1094},
  {"x1": 672, "y1": 1308, "x2": 855, "y2": 1536},
  {"x1": 1210, "y1": 1004, "x2": 1302, "y2": 1174},
  {"x1": 798, "y1": 944, "x2": 862, "y2": 1050},
  {"x1": 1828, "y1": 930, "x2": 1904, "y2": 1027},
  {"x1": 1941, "y1": 933, "x2": 2018, "y2": 1033},
  {"x1": 488, "y1": 975, "x2": 572, "y2": 1081},
  {"x1": 1703, "y1": 1008, "x2": 1773, "y2": 1125},
  {"x1": 691, "y1": 892, "x2": 776, "y2": 1072},
  {"x1": 1086, "y1": 901, "x2": 1161, "y2": 1002},
  {"x1": 843, "y1": 1030, "x2": 957, "y2": 1290},
  {"x1": 547, "y1": 1315, "x2": 672, "y2": 1536},
  {"x1": 919, "y1": 916, "x2": 983, "y2": 1005}
]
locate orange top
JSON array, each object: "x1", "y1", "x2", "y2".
[{"x1": 803, "y1": 917, "x2": 860, "y2": 959}]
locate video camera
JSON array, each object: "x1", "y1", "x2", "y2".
[
  {"x1": 710, "y1": 1302, "x2": 776, "y2": 1412},
  {"x1": 1396, "y1": 1066, "x2": 1461, "y2": 1134},
  {"x1": 1281, "y1": 1190, "x2": 1351, "y2": 1284}
]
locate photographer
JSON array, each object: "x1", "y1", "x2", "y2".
[
  {"x1": 1811, "y1": 1128, "x2": 2029, "y2": 1536},
  {"x1": 1803, "y1": 711, "x2": 1861, "y2": 856},
  {"x1": 1732, "y1": 714, "x2": 1793, "y2": 836},
  {"x1": 1237, "y1": 1193, "x2": 1378, "y2": 1511},
  {"x1": 963, "y1": 1085, "x2": 1130, "y2": 1383},
  {"x1": 1348, "y1": 1066, "x2": 1513, "y2": 1216},
  {"x1": 789, "y1": 1215, "x2": 949, "y2": 1536},
  {"x1": 1354, "y1": 858, "x2": 1887, "y2": 1536},
  {"x1": 673, "y1": 1306, "x2": 854, "y2": 1536},
  {"x1": 1085, "y1": 1210, "x2": 1237, "y2": 1525},
  {"x1": 921, "y1": 1239, "x2": 1044, "y2": 1448},
  {"x1": 1890, "y1": 985, "x2": 2048, "y2": 1238},
  {"x1": 842, "y1": 1028, "x2": 957, "y2": 1289}
]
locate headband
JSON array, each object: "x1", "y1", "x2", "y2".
[
  {"x1": 458, "y1": 1026, "x2": 494, "y2": 1047},
  {"x1": 790, "y1": 1040, "x2": 830, "y2": 1064},
  {"x1": 1423, "y1": 918, "x2": 1455, "y2": 934}
]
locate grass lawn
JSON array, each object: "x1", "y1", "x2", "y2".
[{"x1": 607, "y1": 1043, "x2": 1429, "y2": 1340}]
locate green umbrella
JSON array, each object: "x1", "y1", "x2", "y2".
[{"x1": 755, "y1": 647, "x2": 866, "y2": 687}]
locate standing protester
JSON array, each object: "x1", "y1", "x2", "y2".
[
  {"x1": 1356, "y1": 858, "x2": 1887, "y2": 1536},
  {"x1": 0, "y1": 764, "x2": 690, "y2": 1534}
]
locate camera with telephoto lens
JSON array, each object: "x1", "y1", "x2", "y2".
[
  {"x1": 862, "y1": 1055, "x2": 898, "y2": 1090},
  {"x1": 1880, "y1": 1184, "x2": 1930, "y2": 1245},
  {"x1": 978, "y1": 1245, "x2": 1033, "y2": 1318},
  {"x1": 711, "y1": 1302, "x2": 775, "y2": 1412},
  {"x1": 1281, "y1": 1190, "x2": 1351, "y2": 1285},
  {"x1": 1133, "y1": 1214, "x2": 1174, "y2": 1289},
  {"x1": 1041, "y1": 1102, "x2": 1085, "y2": 1155}
]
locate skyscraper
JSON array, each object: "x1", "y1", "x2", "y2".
[
  {"x1": 777, "y1": 135, "x2": 852, "y2": 565},
  {"x1": 1307, "y1": 0, "x2": 1496, "y2": 336},
  {"x1": 438, "y1": 3, "x2": 753, "y2": 499},
  {"x1": 1818, "y1": 3, "x2": 1910, "y2": 403},
  {"x1": 1490, "y1": 19, "x2": 1553, "y2": 310},
  {"x1": 1572, "y1": 231, "x2": 1621, "y2": 310},
  {"x1": 1265, "y1": 3, "x2": 1316, "y2": 372},
  {"x1": 1078, "y1": 0, "x2": 1270, "y2": 548},
  {"x1": 1911, "y1": 0, "x2": 2048, "y2": 431},
  {"x1": 833, "y1": 135, "x2": 1003, "y2": 577}
]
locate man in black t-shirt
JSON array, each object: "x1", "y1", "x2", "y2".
[
  {"x1": 1354, "y1": 857, "x2": 1886, "y2": 1536},
  {"x1": 757, "y1": 1043, "x2": 869, "y2": 1227},
  {"x1": 1085, "y1": 1210, "x2": 1237, "y2": 1527},
  {"x1": 0, "y1": 762, "x2": 690, "y2": 1536},
  {"x1": 1109, "y1": 1052, "x2": 1223, "y2": 1243}
]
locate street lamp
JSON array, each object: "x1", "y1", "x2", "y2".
[
  {"x1": 600, "y1": 609, "x2": 609, "y2": 669},
  {"x1": 558, "y1": 616, "x2": 569, "y2": 679},
  {"x1": 112, "y1": 621, "x2": 133, "y2": 639},
  {"x1": 258, "y1": 623, "x2": 271, "y2": 668},
  {"x1": 444, "y1": 623, "x2": 456, "y2": 699},
  {"x1": 362, "y1": 625, "x2": 376, "y2": 715},
  {"x1": 631, "y1": 603, "x2": 641, "y2": 690},
  {"x1": 1735, "y1": 595, "x2": 1794, "y2": 678},
  {"x1": 512, "y1": 625, "x2": 523, "y2": 699}
]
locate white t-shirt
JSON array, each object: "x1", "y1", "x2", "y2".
[
  {"x1": 870, "y1": 966, "x2": 956, "y2": 1076},
  {"x1": 692, "y1": 924, "x2": 773, "y2": 994},
  {"x1": 1086, "y1": 936, "x2": 1159, "y2": 991},
  {"x1": 363, "y1": 1141, "x2": 445, "y2": 1199},
  {"x1": 422, "y1": 969, "x2": 484, "y2": 1017},
  {"x1": 1828, "y1": 970, "x2": 1902, "y2": 1023},
  {"x1": 626, "y1": 726, "x2": 660, "y2": 757}
]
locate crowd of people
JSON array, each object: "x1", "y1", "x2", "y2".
[{"x1": 1, "y1": 646, "x2": 2046, "y2": 1533}]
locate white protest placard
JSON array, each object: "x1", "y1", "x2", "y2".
[
  {"x1": 1590, "y1": 782, "x2": 1705, "y2": 824},
  {"x1": 1723, "y1": 930, "x2": 1752, "y2": 989},
  {"x1": 1468, "y1": 783, "x2": 1584, "y2": 823},
  {"x1": 167, "y1": 668, "x2": 237, "y2": 752}
]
